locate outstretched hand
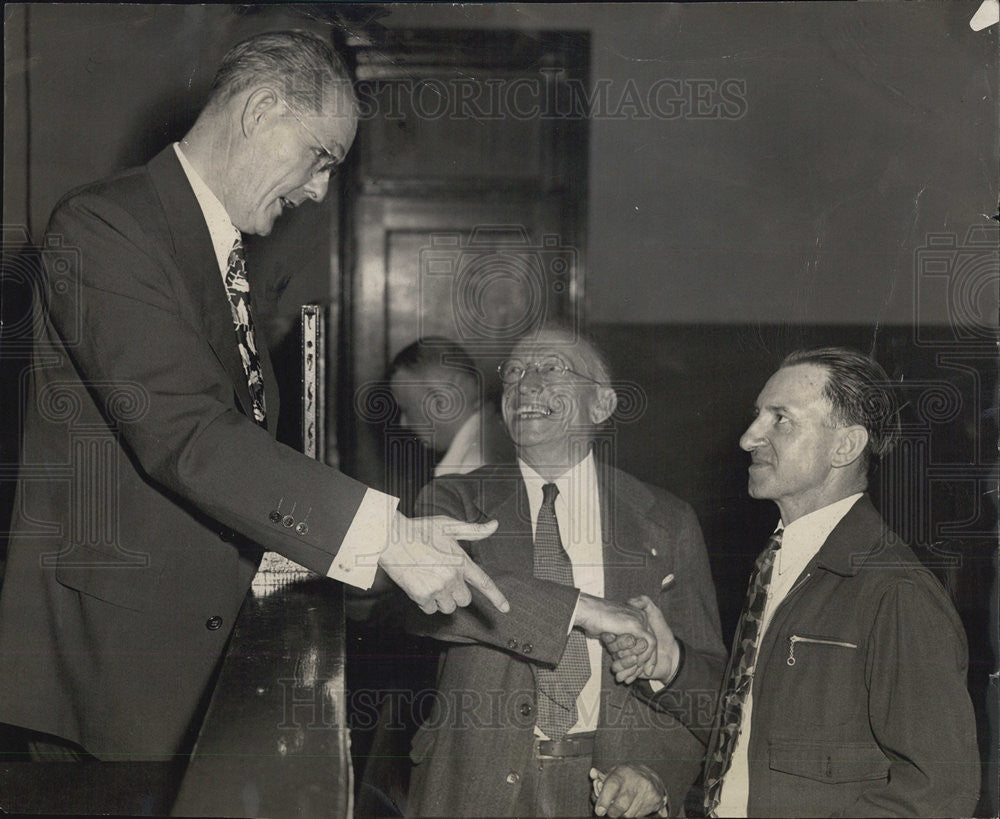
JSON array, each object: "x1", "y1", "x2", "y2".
[{"x1": 380, "y1": 514, "x2": 508, "y2": 615}]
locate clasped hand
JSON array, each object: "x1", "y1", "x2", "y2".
[
  {"x1": 575, "y1": 593, "x2": 679, "y2": 685},
  {"x1": 591, "y1": 764, "x2": 669, "y2": 818}
]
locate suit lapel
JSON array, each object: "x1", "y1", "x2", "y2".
[
  {"x1": 474, "y1": 466, "x2": 535, "y2": 575},
  {"x1": 598, "y1": 463, "x2": 658, "y2": 605},
  {"x1": 146, "y1": 146, "x2": 255, "y2": 419},
  {"x1": 596, "y1": 463, "x2": 667, "y2": 709}
]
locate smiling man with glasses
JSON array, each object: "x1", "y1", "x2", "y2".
[{"x1": 404, "y1": 325, "x2": 727, "y2": 818}]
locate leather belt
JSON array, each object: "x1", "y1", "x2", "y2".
[{"x1": 535, "y1": 731, "x2": 596, "y2": 758}]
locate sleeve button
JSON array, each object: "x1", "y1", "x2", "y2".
[
  {"x1": 507, "y1": 639, "x2": 519, "y2": 650},
  {"x1": 505, "y1": 771, "x2": 519, "y2": 784},
  {"x1": 295, "y1": 522, "x2": 309, "y2": 535},
  {"x1": 282, "y1": 515, "x2": 295, "y2": 528},
  {"x1": 521, "y1": 643, "x2": 533, "y2": 655},
  {"x1": 269, "y1": 511, "x2": 282, "y2": 523}
]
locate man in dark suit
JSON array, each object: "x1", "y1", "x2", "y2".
[
  {"x1": 0, "y1": 30, "x2": 509, "y2": 764},
  {"x1": 405, "y1": 327, "x2": 727, "y2": 817},
  {"x1": 700, "y1": 347, "x2": 980, "y2": 817}
]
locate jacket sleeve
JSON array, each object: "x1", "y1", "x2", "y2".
[
  {"x1": 836, "y1": 577, "x2": 981, "y2": 817},
  {"x1": 632, "y1": 503, "x2": 727, "y2": 744},
  {"x1": 43, "y1": 192, "x2": 374, "y2": 579},
  {"x1": 405, "y1": 477, "x2": 579, "y2": 667}
]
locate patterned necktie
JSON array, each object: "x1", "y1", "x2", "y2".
[
  {"x1": 225, "y1": 237, "x2": 266, "y2": 426},
  {"x1": 703, "y1": 529, "x2": 783, "y2": 816},
  {"x1": 533, "y1": 482, "x2": 591, "y2": 740}
]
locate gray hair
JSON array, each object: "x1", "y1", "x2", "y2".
[{"x1": 208, "y1": 30, "x2": 356, "y2": 116}]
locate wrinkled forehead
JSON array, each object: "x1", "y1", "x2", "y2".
[
  {"x1": 759, "y1": 364, "x2": 835, "y2": 416},
  {"x1": 509, "y1": 332, "x2": 604, "y2": 382}
]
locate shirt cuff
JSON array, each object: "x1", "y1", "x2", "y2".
[
  {"x1": 325, "y1": 488, "x2": 399, "y2": 589},
  {"x1": 648, "y1": 639, "x2": 686, "y2": 692},
  {"x1": 567, "y1": 589, "x2": 583, "y2": 635}
]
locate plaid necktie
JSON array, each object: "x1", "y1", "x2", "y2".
[
  {"x1": 703, "y1": 530, "x2": 783, "y2": 816},
  {"x1": 533, "y1": 482, "x2": 591, "y2": 740},
  {"x1": 225, "y1": 237, "x2": 266, "y2": 426}
]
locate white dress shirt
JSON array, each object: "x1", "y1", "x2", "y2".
[
  {"x1": 519, "y1": 451, "x2": 605, "y2": 735},
  {"x1": 716, "y1": 493, "x2": 863, "y2": 816},
  {"x1": 434, "y1": 411, "x2": 485, "y2": 477},
  {"x1": 173, "y1": 143, "x2": 396, "y2": 589}
]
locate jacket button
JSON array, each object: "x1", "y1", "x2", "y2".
[
  {"x1": 269, "y1": 511, "x2": 282, "y2": 523},
  {"x1": 507, "y1": 638, "x2": 519, "y2": 650},
  {"x1": 282, "y1": 515, "x2": 295, "y2": 528},
  {"x1": 219, "y1": 528, "x2": 235, "y2": 542},
  {"x1": 519, "y1": 702, "x2": 532, "y2": 717},
  {"x1": 205, "y1": 616, "x2": 223, "y2": 631},
  {"x1": 295, "y1": 522, "x2": 309, "y2": 535},
  {"x1": 521, "y1": 643, "x2": 533, "y2": 655},
  {"x1": 505, "y1": 771, "x2": 519, "y2": 784}
]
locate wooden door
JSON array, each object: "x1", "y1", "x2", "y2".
[{"x1": 338, "y1": 29, "x2": 590, "y2": 489}]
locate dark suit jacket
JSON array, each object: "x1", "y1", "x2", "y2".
[
  {"x1": 405, "y1": 462, "x2": 726, "y2": 817},
  {"x1": 706, "y1": 495, "x2": 980, "y2": 817},
  {"x1": 0, "y1": 147, "x2": 371, "y2": 759}
]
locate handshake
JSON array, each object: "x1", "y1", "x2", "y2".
[{"x1": 573, "y1": 587, "x2": 679, "y2": 686}]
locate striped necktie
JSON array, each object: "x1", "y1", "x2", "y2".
[
  {"x1": 225, "y1": 237, "x2": 266, "y2": 426},
  {"x1": 703, "y1": 529, "x2": 783, "y2": 816},
  {"x1": 533, "y1": 482, "x2": 591, "y2": 740}
]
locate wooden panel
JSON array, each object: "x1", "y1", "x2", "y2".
[
  {"x1": 338, "y1": 26, "x2": 588, "y2": 508},
  {"x1": 348, "y1": 195, "x2": 581, "y2": 490},
  {"x1": 169, "y1": 578, "x2": 350, "y2": 819},
  {"x1": 358, "y1": 69, "x2": 548, "y2": 184}
]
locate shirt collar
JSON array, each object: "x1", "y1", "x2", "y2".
[
  {"x1": 434, "y1": 411, "x2": 483, "y2": 476},
  {"x1": 776, "y1": 493, "x2": 863, "y2": 576},
  {"x1": 518, "y1": 450, "x2": 600, "y2": 545},
  {"x1": 173, "y1": 142, "x2": 240, "y2": 275},
  {"x1": 518, "y1": 449, "x2": 596, "y2": 497}
]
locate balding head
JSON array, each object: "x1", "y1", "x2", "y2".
[{"x1": 500, "y1": 327, "x2": 617, "y2": 478}]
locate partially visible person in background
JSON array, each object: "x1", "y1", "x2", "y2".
[
  {"x1": 354, "y1": 337, "x2": 515, "y2": 814},
  {"x1": 389, "y1": 336, "x2": 514, "y2": 479}
]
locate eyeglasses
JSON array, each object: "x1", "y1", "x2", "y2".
[
  {"x1": 498, "y1": 356, "x2": 602, "y2": 385},
  {"x1": 281, "y1": 98, "x2": 343, "y2": 179}
]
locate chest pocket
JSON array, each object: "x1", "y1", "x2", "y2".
[
  {"x1": 772, "y1": 631, "x2": 866, "y2": 728},
  {"x1": 786, "y1": 634, "x2": 858, "y2": 666}
]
